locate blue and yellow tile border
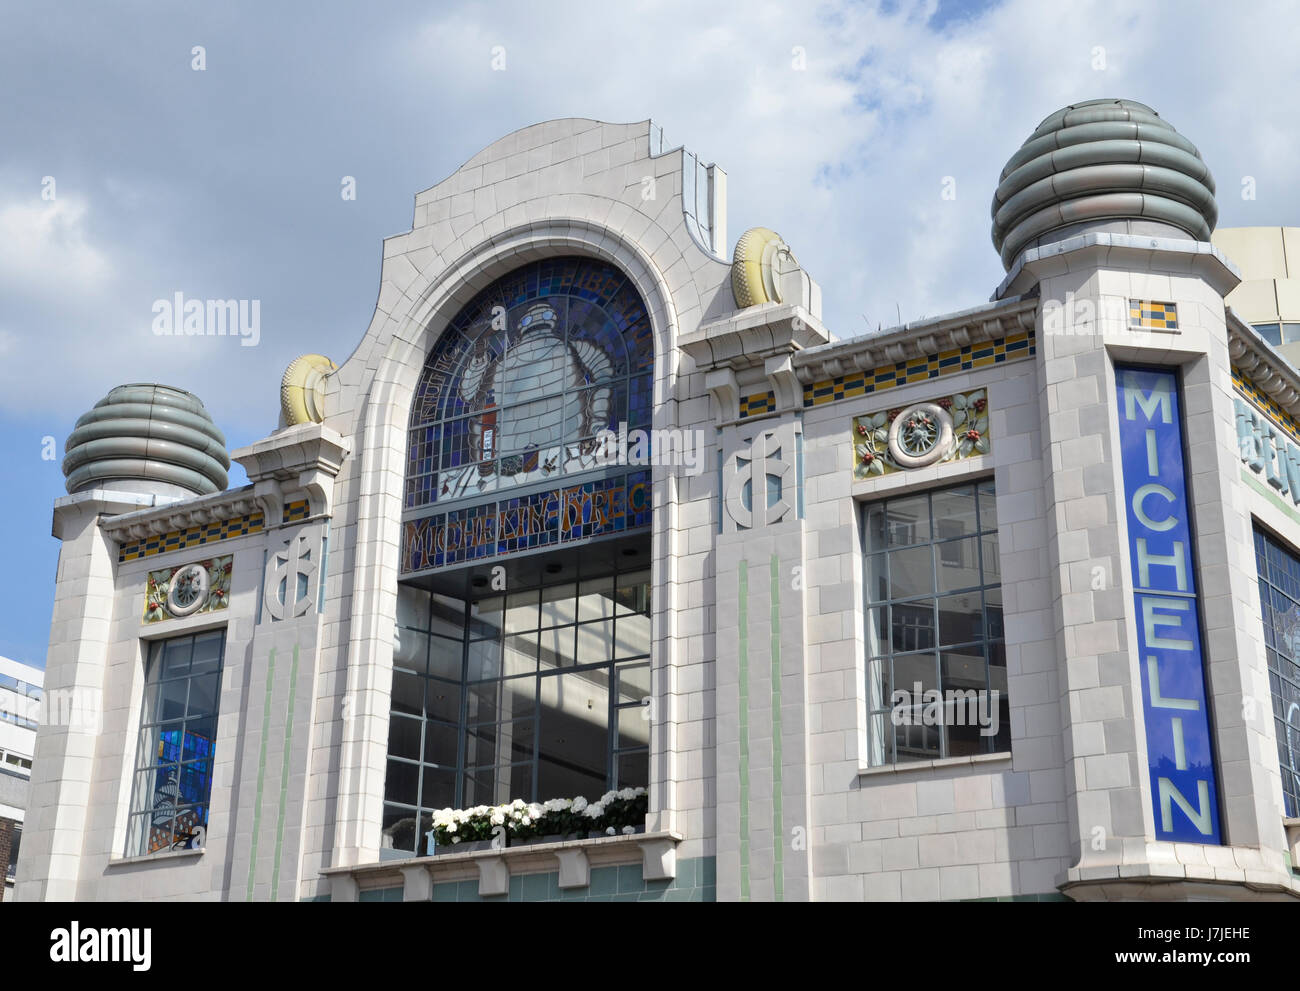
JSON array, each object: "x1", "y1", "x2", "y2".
[
  {"x1": 1233, "y1": 367, "x2": 1300, "y2": 447},
  {"x1": 1130, "y1": 299, "x2": 1178, "y2": 331},
  {"x1": 118, "y1": 499, "x2": 314, "y2": 563},
  {"x1": 737, "y1": 328, "x2": 1034, "y2": 418}
]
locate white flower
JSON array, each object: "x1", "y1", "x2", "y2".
[
  {"x1": 618, "y1": 787, "x2": 636, "y2": 801},
  {"x1": 491, "y1": 812, "x2": 504, "y2": 826},
  {"x1": 572, "y1": 797, "x2": 588, "y2": 812},
  {"x1": 521, "y1": 816, "x2": 532, "y2": 826},
  {"x1": 622, "y1": 825, "x2": 636, "y2": 835},
  {"x1": 452, "y1": 835, "x2": 461, "y2": 844},
  {"x1": 605, "y1": 827, "x2": 616, "y2": 835},
  {"x1": 446, "y1": 822, "x2": 458, "y2": 833}
]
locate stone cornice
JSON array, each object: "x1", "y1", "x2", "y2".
[
  {"x1": 101, "y1": 484, "x2": 266, "y2": 543},
  {"x1": 680, "y1": 302, "x2": 830, "y2": 373},
  {"x1": 1227, "y1": 307, "x2": 1300, "y2": 413},
  {"x1": 792, "y1": 294, "x2": 1038, "y2": 387}
]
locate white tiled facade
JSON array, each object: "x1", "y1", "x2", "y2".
[{"x1": 15, "y1": 113, "x2": 1300, "y2": 902}]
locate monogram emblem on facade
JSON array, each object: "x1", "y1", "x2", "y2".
[
  {"x1": 262, "y1": 532, "x2": 320, "y2": 621},
  {"x1": 723, "y1": 425, "x2": 799, "y2": 531}
]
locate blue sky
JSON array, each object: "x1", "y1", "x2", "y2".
[{"x1": 2, "y1": 0, "x2": 1299, "y2": 666}]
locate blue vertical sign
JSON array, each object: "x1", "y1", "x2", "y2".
[{"x1": 1115, "y1": 367, "x2": 1222, "y2": 844}]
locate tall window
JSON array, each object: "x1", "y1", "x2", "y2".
[
  {"x1": 1252, "y1": 526, "x2": 1300, "y2": 818},
  {"x1": 383, "y1": 558, "x2": 651, "y2": 856},
  {"x1": 862, "y1": 480, "x2": 1007, "y2": 765},
  {"x1": 126, "y1": 630, "x2": 225, "y2": 856}
]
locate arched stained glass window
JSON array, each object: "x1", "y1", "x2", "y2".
[{"x1": 405, "y1": 256, "x2": 654, "y2": 510}]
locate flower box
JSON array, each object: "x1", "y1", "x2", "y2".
[{"x1": 428, "y1": 788, "x2": 649, "y2": 851}]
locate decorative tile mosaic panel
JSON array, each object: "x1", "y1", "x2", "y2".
[
  {"x1": 780, "y1": 328, "x2": 1033, "y2": 415},
  {"x1": 143, "y1": 554, "x2": 232, "y2": 623},
  {"x1": 120, "y1": 513, "x2": 264, "y2": 563},
  {"x1": 1233, "y1": 367, "x2": 1300, "y2": 447},
  {"x1": 118, "y1": 500, "x2": 314, "y2": 563},
  {"x1": 402, "y1": 469, "x2": 651, "y2": 573},
  {"x1": 1129, "y1": 299, "x2": 1178, "y2": 330},
  {"x1": 852, "y1": 388, "x2": 990, "y2": 479},
  {"x1": 738, "y1": 391, "x2": 776, "y2": 418}
]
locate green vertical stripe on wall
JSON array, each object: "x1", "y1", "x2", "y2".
[
  {"x1": 270, "y1": 642, "x2": 300, "y2": 902},
  {"x1": 246, "y1": 647, "x2": 277, "y2": 901},
  {"x1": 770, "y1": 554, "x2": 784, "y2": 902},
  {"x1": 738, "y1": 561, "x2": 750, "y2": 902}
]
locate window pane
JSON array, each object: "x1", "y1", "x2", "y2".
[
  {"x1": 160, "y1": 638, "x2": 193, "y2": 679},
  {"x1": 422, "y1": 721, "x2": 459, "y2": 766},
  {"x1": 393, "y1": 627, "x2": 429, "y2": 673},
  {"x1": 931, "y1": 485, "x2": 977, "y2": 538},
  {"x1": 615, "y1": 612, "x2": 651, "y2": 658},
  {"x1": 614, "y1": 570, "x2": 651, "y2": 615},
  {"x1": 1255, "y1": 322, "x2": 1282, "y2": 346},
  {"x1": 190, "y1": 632, "x2": 224, "y2": 674},
  {"x1": 385, "y1": 758, "x2": 419, "y2": 806},
  {"x1": 617, "y1": 663, "x2": 650, "y2": 704},
  {"x1": 616, "y1": 749, "x2": 649, "y2": 791},
  {"x1": 424, "y1": 680, "x2": 461, "y2": 724},
  {"x1": 503, "y1": 632, "x2": 540, "y2": 677},
  {"x1": 396, "y1": 584, "x2": 431, "y2": 631},
  {"x1": 890, "y1": 602, "x2": 935, "y2": 652},
  {"x1": 157, "y1": 678, "x2": 188, "y2": 723},
  {"x1": 616, "y1": 707, "x2": 651, "y2": 750},
  {"x1": 889, "y1": 545, "x2": 934, "y2": 599},
  {"x1": 576, "y1": 620, "x2": 614, "y2": 664},
  {"x1": 391, "y1": 670, "x2": 425, "y2": 716},
  {"x1": 505, "y1": 590, "x2": 539, "y2": 633},
  {"x1": 538, "y1": 625, "x2": 577, "y2": 668},
  {"x1": 540, "y1": 583, "x2": 577, "y2": 626},
  {"x1": 421, "y1": 766, "x2": 456, "y2": 812},
  {"x1": 467, "y1": 638, "x2": 502, "y2": 681},
  {"x1": 387, "y1": 714, "x2": 422, "y2": 760},
  {"x1": 186, "y1": 673, "x2": 220, "y2": 716},
  {"x1": 936, "y1": 537, "x2": 980, "y2": 592},
  {"x1": 469, "y1": 596, "x2": 504, "y2": 639},
  {"x1": 578, "y1": 576, "x2": 615, "y2": 621},
  {"x1": 538, "y1": 672, "x2": 609, "y2": 800},
  {"x1": 937, "y1": 592, "x2": 983, "y2": 646},
  {"x1": 428, "y1": 633, "x2": 462, "y2": 681},
  {"x1": 885, "y1": 493, "x2": 931, "y2": 546}
]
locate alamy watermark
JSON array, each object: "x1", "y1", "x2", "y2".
[
  {"x1": 151, "y1": 292, "x2": 260, "y2": 347},
  {"x1": 890, "y1": 681, "x2": 1001, "y2": 738},
  {"x1": 590, "y1": 421, "x2": 706, "y2": 476}
]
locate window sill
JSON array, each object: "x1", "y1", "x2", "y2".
[
  {"x1": 323, "y1": 830, "x2": 682, "y2": 901},
  {"x1": 858, "y1": 751, "x2": 1011, "y2": 778},
  {"x1": 106, "y1": 847, "x2": 205, "y2": 869}
]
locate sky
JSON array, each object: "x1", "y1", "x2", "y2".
[{"x1": 1, "y1": 0, "x2": 1298, "y2": 666}]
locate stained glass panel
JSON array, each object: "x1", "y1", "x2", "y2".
[{"x1": 405, "y1": 257, "x2": 654, "y2": 511}]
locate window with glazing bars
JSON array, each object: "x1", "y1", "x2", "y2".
[
  {"x1": 126, "y1": 630, "x2": 224, "y2": 856},
  {"x1": 862, "y1": 480, "x2": 1008, "y2": 766}
]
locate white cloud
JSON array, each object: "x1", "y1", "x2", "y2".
[{"x1": 0, "y1": 196, "x2": 112, "y2": 294}]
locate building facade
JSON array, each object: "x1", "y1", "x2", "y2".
[
  {"x1": 14, "y1": 99, "x2": 1300, "y2": 902},
  {"x1": 1, "y1": 655, "x2": 43, "y2": 901}
]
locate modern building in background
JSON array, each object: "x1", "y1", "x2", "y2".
[
  {"x1": 1212, "y1": 227, "x2": 1300, "y2": 366},
  {"x1": 14, "y1": 98, "x2": 1300, "y2": 902},
  {"x1": 0, "y1": 655, "x2": 42, "y2": 901}
]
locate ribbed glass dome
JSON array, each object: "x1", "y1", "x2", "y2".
[
  {"x1": 63, "y1": 384, "x2": 230, "y2": 496},
  {"x1": 991, "y1": 98, "x2": 1218, "y2": 270}
]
